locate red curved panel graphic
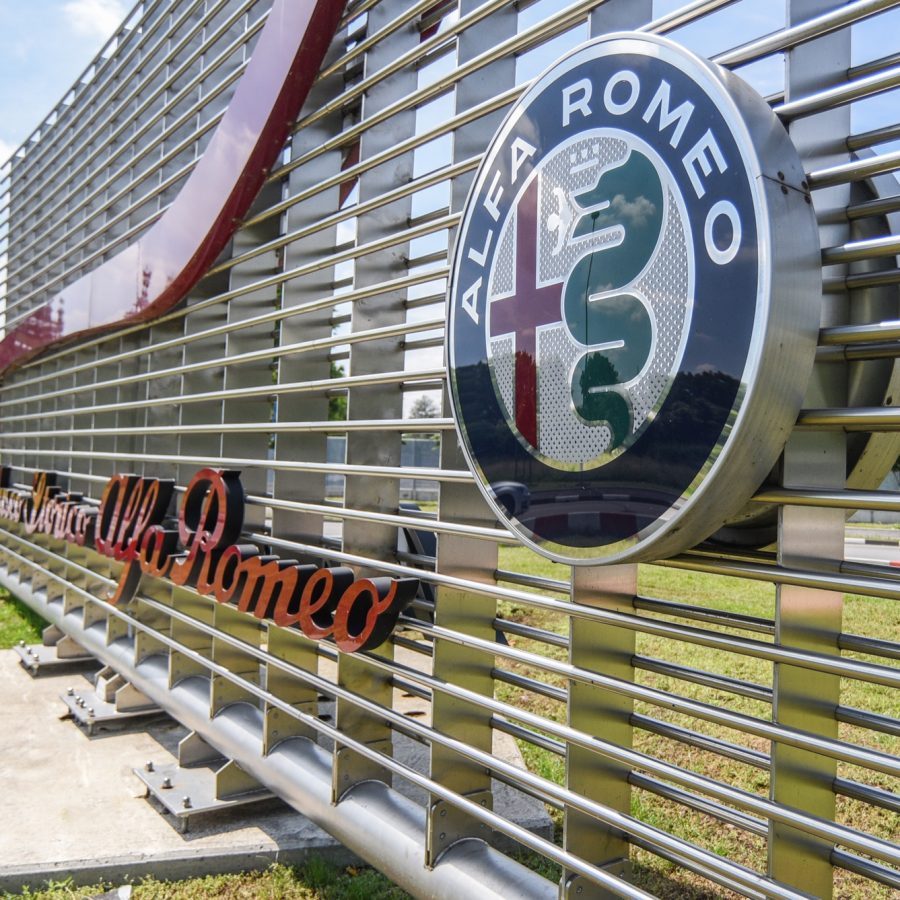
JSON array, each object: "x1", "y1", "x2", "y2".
[{"x1": 0, "y1": 0, "x2": 345, "y2": 376}]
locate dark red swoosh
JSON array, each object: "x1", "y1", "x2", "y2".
[{"x1": 0, "y1": 0, "x2": 345, "y2": 376}]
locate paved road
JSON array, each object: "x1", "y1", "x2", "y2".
[{"x1": 845, "y1": 540, "x2": 900, "y2": 566}]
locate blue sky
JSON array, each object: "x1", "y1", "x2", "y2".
[{"x1": 0, "y1": 0, "x2": 128, "y2": 162}]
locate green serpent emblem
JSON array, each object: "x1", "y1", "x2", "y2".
[{"x1": 564, "y1": 149, "x2": 664, "y2": 450}]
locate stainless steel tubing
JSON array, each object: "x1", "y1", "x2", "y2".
[
  {"x1": 847, "y1": 120, "x2": 900, "y2": 150},
  {"x1": 628, "y1": 773, "x2": 768, "y2": 838},
  {"x1": 776, "y1": 63, "x2": 900, "y2": 119},
  {"x1": 0, "y1": 447, "x2": 474, "y2": 483},
  {"x1": 820, "y1": 341, "x2": 900, "y2": 361},
  {"x1": 0, "y1": 367, "x2": 447, "y2": 423},
  {"x1": 247, "y1": 495, "x2": 512, "y2": 543},
  {"x1": 845, "y1": 194, "x2": 900, "y2": 220},
  {"x1": 12, "y1": 574, "x2": 814, "y2": 898},
  {"x1": 754, "y1": 486, "x2": 900, "y2": 511},
  {"x1": 822, "y1": 233, "x2": 900, "y2": 265},
  {"x1": 824, "y1": 268, "x2": 900, "y2": 293},
  {"x1": 4, "y1": 17, "x2": 247, "y2": 283},
  {"x1": 3, "y1": 219, "x2": 455, "y2": 402},
  {"x1": 6, "y1": 302, "x2": 443, "y2": 402},
  {"x1": 354, "y1": 641, "x2": 900, "y2": 869},
  {"x1": 808, "y1": 149, "x2": 900, "y2": 189},
  {"x1": 254, "y1": 532, "x2": 900, "y2": 666},
  {"x1": 261, "y1": 87, "x2": 521, "y2": 219},
  {"x1": 818, "y1": 321, "x2": 900, "y2": 344},
  {"x1": 715, "y1": 0, "x2": 900, "y2": 68},
  {"x1": 4, "y1": 528, "x2": 897, "y2": 881},
  {"x1": 316, "y1": 0, "x2": 447, "y2": 81},
  {"x1": 6, "y1": 0, "x2": 180, "y2": 192},
  {"x1": 830, "y1": 851, "x2": 900, "y2": 891},
  {"x1": 631, "y1": 714, "x2": 769, "y2": 769},
  {"x1": 405, "y1": 620, "x2": 900, "y2": 781},
  {"x1": 10, "y1": 0, "x2": 253, "y2": 215},
  {"x1": 797, "y1": 407, "x2": 900, "y2": 429},
  {"x1": 849, "y1": 48, "x2": 900, "y2": 79},
  {"x1": 662, "y1": 553, "x2": 900, "y2": 602},
  {"x1": 640, "y1": 0, "x2": 740, "y2": 36},
  {"x1": 0, "y1": 416, "x2": 456, "y2": 441},
  {"x1": 838, "y1": 632, "x2": 900, "y2": 661},
  {"x1": 632, "y1": 655, "x2": 772, "y2": 702},
  {"x1": 634, "y1": 595, "x2": 775, "y2": 634},
  {"x1": 10, "y1": 270, "x2": 447, "y2": 389}
]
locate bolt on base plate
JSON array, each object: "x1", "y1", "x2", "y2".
[
  {"x1": 13, "y1": 640, "x2": 99, "y2": 677},
  {"x1": 134, "y1": 760, "x2": 277, "y2": 833},
  {"x1": 60, "y1": 686, "x2": 165, "y2": 736}
]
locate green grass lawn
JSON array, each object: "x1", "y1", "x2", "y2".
[
  {"x1": 496, "y1": 545, "x2": 900, "y2": 899},
  {"x1": 0, "y1": 588, "x2": 45, "y2": 649},
  {"x1": 7, "y1": 861, "x2": 408, "y2": 900}
]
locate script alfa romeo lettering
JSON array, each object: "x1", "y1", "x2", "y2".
[
  {"x1": 448, "y1": 33, "x2": 821, "y2": 564},
  {"x1": 0, "y1": 466, "x2": 417, "y2": 654}
]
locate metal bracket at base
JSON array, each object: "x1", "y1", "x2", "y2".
[
  {"x1": 60, "y1": 666, "x2": 164, "y2": 735},
  {"x1": 134, "y1": 742, "x2": 277, "y2": 833},
  {"x1": 426, "y1": 790, "x2": 494, "y2": 867},
  {"x1": 561, "y1": 860, "x2": 632, "y2": 899},
  {"x1": 14, "y1": 625, "x2": 98, "y2": 676}
]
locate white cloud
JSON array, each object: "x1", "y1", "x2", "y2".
[{"x1": 62, "y1": 0, "x2": 127, "y2": 40}]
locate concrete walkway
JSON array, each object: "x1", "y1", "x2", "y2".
[
  {"x1": 0, "y1": 652, "x2": 348, "y2": 892},
  {"x1": 0, "y1": 649, "x2": 551, "y2": 892}
]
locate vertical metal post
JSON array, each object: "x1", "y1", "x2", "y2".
[
  {"x1": 333, "y1": 0, "x2": 416, "y2": 800},
  {"x1": 564, "y1": 565, "x2": 637, "y2": 898},
  {"x1": 272, "y1": 34, "x2": 345, "y2": 549},
  {"x1": 173, "y1": 4, "x2": 229, "y2": 489},
  {"x1": 561, "y1": 6, "x2": 650, "y2": 896},
  {"x1": 426, "y1": 0, "x2": 514, "y2": 867},
  {"x1": 772, "y1": 2, "x2": 850, "y2": 895},
  {"x1": 267, "y1": 31, "x2": 347, "y2": 755}
]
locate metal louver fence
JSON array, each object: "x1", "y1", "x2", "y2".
[{"x1": 0, "y1": 0, "x2": 898, "y2": 897}]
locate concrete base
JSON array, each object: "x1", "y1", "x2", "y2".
[
  {"x1": 0, "y1": 650, "x2": 552, "y2": 891},
  {"x1": 0, "y1": 653, "x2": 351, "y2": 892}
]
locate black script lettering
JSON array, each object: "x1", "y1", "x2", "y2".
[
  {"x1": 138, "y1": 525, "x2": 178, "y2": 579},
  {"x1": 24, "y1": 472, "x2": 60, "y2": 535},
  {"x1": 169, "y1": 468, "x2": 244, "y2": 588},
  {"x1": 233, "y1": 556, "x2": 304, "y2": 619},
  {"x1": 331, "y1": 578, "x2": 418, "y2": 653},
  {"x1": 97, "y1": 474, "x2": 175, "y2": 605}
]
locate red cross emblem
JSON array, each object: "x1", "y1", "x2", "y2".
[{"x1": 489, "y1": 177, "x2": 563, "y2": 447}]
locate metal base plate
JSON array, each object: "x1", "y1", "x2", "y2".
[
  {"x1": 134, "y1": 762, "x2": 276, "y2": 833},
  {"x1": 13, "y1": 643, "x2": 99, "y2": 677},
  {"x1": 60, "y1": 687, "x2": 164, "y2": 736}
]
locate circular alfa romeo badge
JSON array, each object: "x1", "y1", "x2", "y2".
[{"x1": 447, "y1": 33, "x2": 821, "y2": 564}]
